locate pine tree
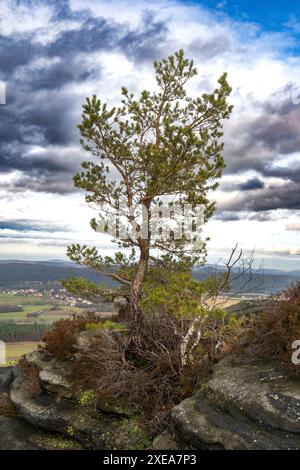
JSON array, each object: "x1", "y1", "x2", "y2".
[{"x1": 65, "y1": 50, "x2": 233, "y2": 344}]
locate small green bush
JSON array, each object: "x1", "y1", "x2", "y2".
[
  {"x1": 77, "y1": 390, "x2": 97, "y2": 407},
  {"x1": 85, "y1": 320, "x2": 127, "y2": 332}
]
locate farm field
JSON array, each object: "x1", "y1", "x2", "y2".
[
  {"x1": 0, "y1": 293, "x2": 80, "y2": 364},
  {"x1": 3, "y1": 341, "x2": 39, "y2": 366},
  {"x1": 205, "y1": 297, "x2": 241, "y2": 309},
  {"x1": 0, "y1": 304, "x2": 53, "y2": 322},
  {"x1": 0, "y1": 294, "x2": 51, "y2": 306},
  {"x1": 0, "y1": 293, "x2": 77, "y2": 323}
]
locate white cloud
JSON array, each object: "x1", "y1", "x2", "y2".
[
  {"x1": 0, "y1": 0, "x2": 53, "y2": 35},
  {"x1": 0, "y1": 0, "x2": 299, "y2": 267}
]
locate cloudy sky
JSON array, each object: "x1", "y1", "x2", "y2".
[{"x1": 0, "y1": 0, "x2": 299, "y2": 269}]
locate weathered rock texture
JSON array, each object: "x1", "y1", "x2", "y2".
[
  {"x1": 8, "y1": 350, "x2": 149, "y2": 450},
  {"x1": 0, "y1": 367, "x2": 84, "y2": 450},
  {"x1": 2, "y1": 349, "x2": 300, "y2": 450},
  {"x1": 155, "y1": 356, "x2": 300, "y2": 450}
]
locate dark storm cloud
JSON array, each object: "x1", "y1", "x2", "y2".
[
  {"x1": 249, "y1": 211, "x2": 277, "y2": 222},
  {"x1": 220, "y1": 181, "x2": 300, "y2": 213},
  {"x1": 29, "y1": 58, "x2": 97, "y2": 91},
  {"x1": 47, "y1": 12, "x2": 167, "y2": 62},
  {"x1": 221, "y1": 177, "x2": 265, "y2": 192},
  {"x1": 0, "y1": 87, "x2": 82, "y2": 193},
  {"x1": 0, "y1": 1, "x2": 168, "y2": 194},
  {"x1": 219, "y1": 85, "x2": 300, "y2": 213},
  {"x1": 118, "y1": 12, "x2": 168, "y2": 62},
  {"x1": 0, "y1": 144, "x2": 86, "y2": 194},
  {"x1": 0, "y1": 36, "x2": 40, "y2": 78},
  {"x1": 47, "y1": 17, "x2": 119, "y2": 57},
  {"x1": 239, "y1": 178, "x2": 265, "y2": 190},
  {"x1": 215, "y1": 206, "x2": 288, "y2": 223},
  {"x1": 21, "y1": 92, "x2": 79, "y2": 146},
  {"x1": 10, "y1": 171, "x2": 75, "y2": 194},
  {"x1": 263, "y1": 161, "x2": 300, "y2": 183},
  {"x1": 223, "y1": 87, "x2": 300, "y2": 176},
  {"x1": 248, "y1": 111, "x2": 300, "y2": 156},
  {"x1": 0, "y1": 232, "x2": 70, "y2": 242}
]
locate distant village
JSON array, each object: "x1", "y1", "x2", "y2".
[{"x1": 0, "y1": 286, "x2": 94, "y2": 307}]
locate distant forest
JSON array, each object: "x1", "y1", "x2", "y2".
[{"x1": 0, "y1": 321, "x2": 51, "y2": 342}]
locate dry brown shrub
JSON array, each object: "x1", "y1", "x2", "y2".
[
  {"x1": 70, "y1": 311, "x2": 190, "y2": 436},
  {"x1": 0, "y1": 393, "x2": 17, "y2": 416},
  {"x1": 32, "y1": 296, "x2": 239, "y2": 435},
  {"x1": 233, "y1": 283, "x2": 300, "y2": 376},
  {"x1": 40, "y1": 312, "x2": 102, "y2": 359},
  {"x1": 18, "y1": 357, "x2": 42, "y2": 398}
]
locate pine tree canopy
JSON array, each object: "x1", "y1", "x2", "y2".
[{"x1": 65, "y1": 49, "x2": 233, "y2": 316}]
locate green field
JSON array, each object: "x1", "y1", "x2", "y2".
[
  {"x1": 2, "y1": 341, "x2": 39, "y2": 366},
  {"x1": 0, "y1": 294, "x2": 50, "y2": 305},
  {"x1": 0, "y1": 304, "x2": 53, "y2": 321},
  {"x1": 0, "y1": 295, "x2": 79, "y2": 365},
  {"x1": 0, "y1": 293, "x2": 77, "y2": 324}
]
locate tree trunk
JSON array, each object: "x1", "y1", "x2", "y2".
[
  {"x1": 180, "y1": 315, "x2": 207, "y2": 366},
  {"x1": 129, "y1": 244, "x2": 149, "y2": 347}
]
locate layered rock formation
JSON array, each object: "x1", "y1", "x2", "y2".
[
  {"x1": 0, "y1": 367, "x2": 83, "y2": 450},
  {"x1": 5, "y1": 334, "x2": 149, "y2": 450},
  {"x1": 155, "y1": 356, "x2": 300, "y2": 450},
  {"x1": 1, "y1": 343, "x2": 300, "y2": 450}
]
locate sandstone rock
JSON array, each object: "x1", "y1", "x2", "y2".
[
  {"x1": 26, "y1": 349, "x2": 49, "y2": 369},
  {"x1": 208, "y1": 356, "x2": 300, "y2": 433},
  {"x1": 9, "y1": 335, "x2": 300, "y2": 450},
  {"x1": 152, "y1": 430, "x2": 182, "y2": 450},
  {"x1": 0, "y1": 416, "x2": 83, "y2": 450},
  {"x1": 39, "y1": 369, "x2": 72, "y2": 398},
  {"x1": 10, "y1": 362, "x2": 146, "y2": 450},
  {"x1": 0, "y1": 417, "x2": 38, "y2": 450},
  {"x1": 171, "y1": 357, "x2": 300, "y2": 450},
  {"x1": 25, "y1": 349, "x2": 73, "y2": 399}
]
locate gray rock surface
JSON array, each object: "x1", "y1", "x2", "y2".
[
  {"x1": 171, "y1": 357, "x2": 300, "y2": 450},
  {"x1": 0, "y1": 417, "x2": 39, "y2": 450},
  {"x1": 4, "y1": 346, "x2": 300, "y2": 450},
  {"x1": 9, "y1": 350, "x2": 146, "y2": 450},
  {"x1": 0, "y1": 416, "x2": 83, "y2": 450},
  {"x1": 25, "y1": 350, "x2": 73, "y2": 399},
  {"x1": 152, "y1": 430, "x2": 182, "y2": 450}
]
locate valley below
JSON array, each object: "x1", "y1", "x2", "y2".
[
  {"x1": 0, "y1": 260, "x2": 299, "y2": 450},
  {"x1": 0, "y1": 260, "x2": 299, "y2": 365}
]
